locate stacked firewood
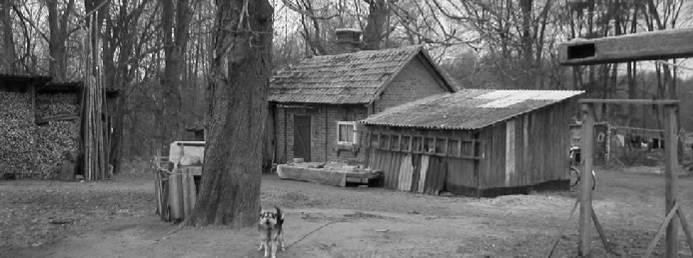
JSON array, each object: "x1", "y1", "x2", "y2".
[
  {"x1": 37, "y1": 93, "x2": 79, "y2": 115},
  {"x1": 34, "y1": 93, "x2": 80, "y2": 178},
  {"x1": 0, "y1": 91, "x2": 36, "y2": 178},
  {"x1": 35, "y1": 121, "x2": 79, "y2": 179}
]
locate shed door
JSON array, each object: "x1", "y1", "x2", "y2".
[{"x1": 293, "y1": 115, "x2": 311, "y2": 161}]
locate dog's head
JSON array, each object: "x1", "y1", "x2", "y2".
[{"x1": 259, "y1": 206, "x2": 283, "y2": 227}]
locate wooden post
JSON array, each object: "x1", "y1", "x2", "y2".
[
  {"x1": 579, "y1": 103, "x2": 595, "y2": 257},
  {"x1": 664, "y1": 104, "x2": 679, "y2": 258}
]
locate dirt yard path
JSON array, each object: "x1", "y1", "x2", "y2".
[{"x1": 3, "y1": 168, "x2": 693, "y2": 257}]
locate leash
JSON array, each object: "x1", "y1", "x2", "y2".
[{"x1": 285, "y1": 219, "x2": 344, "y2": 250}]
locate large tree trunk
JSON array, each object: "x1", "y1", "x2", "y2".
[
  {"x1": 160, "y1": 0, "x2": 192, "y2": 147},
  {"x1": 363, "y1": 0, "x2": 388, "y2": 50},
  {"x1": 0, "y1": 0, "x2": 16, "y2": 73},
  {"x1": 47, "y1": 0, "x2": 75, "y2": 81},
  {"x1": 187, "y1": 0, "x2": 273, "y2": 227}
]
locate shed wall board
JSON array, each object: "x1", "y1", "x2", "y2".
[
  {"x1": 476, "y1": 102, "x2": 572, "y2": 190},
  {"x1": 505, "y1": 119, "x2": 516, "y2": 186}
]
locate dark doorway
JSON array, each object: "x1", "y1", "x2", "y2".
[{"x1": 293, "y1": 115, "x2": 311, "y2": 161}]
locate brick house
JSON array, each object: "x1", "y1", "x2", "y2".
[{"x1": 268, "y1": 45, "x2": 458, "y2": 164}]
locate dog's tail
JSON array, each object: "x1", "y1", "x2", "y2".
[{"x1": 274, "y1": 206, "x2": 284, "y2": 222}]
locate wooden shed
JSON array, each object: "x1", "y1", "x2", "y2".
[
  {"x1": 360, "y1": 89, "x2": 584, "y2": 197},
  {"x1": 268, "y1": 45, "x2": 457, "y2": 165}
]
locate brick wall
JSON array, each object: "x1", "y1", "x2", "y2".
[
  {"x1": 374, "y1": 55, "x2": 451, "y2": 113},
  {"x1": 273, "y1": 104, "x2": 368, "y2": 164}
]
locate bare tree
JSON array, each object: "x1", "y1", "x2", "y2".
[
  {"x1": 187, "y1": 0, "x2": 273, "y2": 227},
  {"x1": 160, "y1": 0, "x2": 193, "y2": 148},
  {"x1": 46, "y1": 0, "x2": 76, "y2": 81},
  {"x1": 0, "y1": 0, "x2": 17, "y2": 73}
]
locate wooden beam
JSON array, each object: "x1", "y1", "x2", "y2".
[
  {"x1": 558, "y1": 28, "x2": 693, "y2": 65},
  {"x1": 579, "y1": 103, "x2": 595, "y2": 257},
  {"x1": 644, "y1": 202, "x2": 681, "y2": 258},
  {"x1": 664, "y1": 105, "x2": 679, "y2": 258},
  {"x1": 677, "y1": 208, "x2": 693, "y2": 257},
  {"x1": 578, "y1": 99, "x2": 679, "y2": 105}
]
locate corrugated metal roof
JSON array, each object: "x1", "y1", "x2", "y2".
[
  {"x1": 269, "y1": 45, "x2": 456, "y2": 104},
  {"x1": 361, "y1": 89, "x2": 584, "y2": 130}
]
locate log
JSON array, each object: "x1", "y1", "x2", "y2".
[{"x1": 579, "y1": 103, "x2": 595, "y2": 257}]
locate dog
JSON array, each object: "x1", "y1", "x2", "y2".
[{"x1": 258, "y1": 206, "x2": 285, "y2": 258}]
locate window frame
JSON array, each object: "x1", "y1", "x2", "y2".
[{"x1": 336, "y1": 121, "x2": 358, "y2": 145}]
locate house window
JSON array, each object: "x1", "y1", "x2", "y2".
[{"x1": 337, "y1": 121, "x2": 357, "y2": 145}]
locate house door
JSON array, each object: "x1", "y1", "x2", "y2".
[{"x1": 293, "y1": 115, "x2": 311, "y2": 161}]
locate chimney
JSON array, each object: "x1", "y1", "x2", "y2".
[{"x1": 335, "y1": 28, "x2": 362, "y2": 54}]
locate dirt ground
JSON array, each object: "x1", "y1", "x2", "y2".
[{"x1": 3, "y1": 165, "x2": 693, "y2": 258}]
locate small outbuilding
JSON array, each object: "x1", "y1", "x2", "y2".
[
  {"x1": 360, "y1": 89, "x2": 584, "y2": 197},
  {"x1": 268, "y1": 45, "x2": 457, "y2": 164}
]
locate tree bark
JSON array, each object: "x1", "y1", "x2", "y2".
[
  {"x1": 47, "y1": 0, "x2": 75, "y2": 81},
  {"x1": 161, "y1": 0, "x2": 192, "y2": 146},
  {"x1": 363, "y1": 0, "x2": 388, "y2": 50},
  {"x1": 0, "y1": 0, "x2": 16, "y2": 73},
  {"x1": 187, "y1": 0, "x2": 273, "y2": 227}
]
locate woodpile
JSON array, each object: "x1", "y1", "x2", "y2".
[
  {"x1": 0, "y1": 91, "x2": 36, "y2": 178},
  {"x1": 35, "y1": 93, "x2": 80, "y2": 179},
  {"x1": 35, "y1": 121, "x2": 79, "y2": 178}
]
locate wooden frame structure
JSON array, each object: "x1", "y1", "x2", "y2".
[
  {"x1": 577, "y1": 99, "x2": 691, "y2": 257},
  {"x1": 557, "y1": 27, "x2": 693, "y2": 257}
]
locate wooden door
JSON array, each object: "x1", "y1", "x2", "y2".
[{"x1": 293, "y1": 115, "x2": 311, "y2": 161}]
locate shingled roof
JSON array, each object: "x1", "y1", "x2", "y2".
[
  {"x1": 361, "y1": 89, "x2": 584, "y2": 130},
  {"x1": 269, "y1": 45, "x2": 456, "y2": 104}
]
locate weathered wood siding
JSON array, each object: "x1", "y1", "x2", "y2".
[
  {"x1": 274, "y1": 104, "x2": 368, "y2": 164},
  {"x1": 478, "y1": 103, "x2": 571, "y2": 189},
  {"x1": 364, "y1": 126, "x2": 479, "y2": 195},
  {"x1": 373, "y1": 55, "x2": 451, "y2": 113}
]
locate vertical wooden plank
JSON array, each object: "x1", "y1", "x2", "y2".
[
  {"x1": 505, "y1": 119, "x2": 516, "y2": 187},
  {"x1": 523, "y1": 114, "x2": 530, "y2": 184},
  {"x1": 398, "y1": 154, "x2": 413, "y2": 191},
  {"x1": 182, "y1": 168, "x2": 190, "y2": 219},
  {"x1": 579, "y1": 103, "x2": 595, "y2": 257},
  {"x1": 419, "y1": 155, "x2": 430, "y2": 193},
  {"x1": 664, "y1": 105, "x2": 679, "y2": 258}
]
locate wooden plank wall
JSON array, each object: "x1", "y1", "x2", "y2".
[
  {"x1": 364, "y1": 126, "x2": 479, "y2": 194},
  {"x1": 478, "y1": 103, "x2": 571, "y2": 189}
]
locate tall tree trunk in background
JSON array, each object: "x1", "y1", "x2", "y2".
[
  {"x1": 519, "y1": 0, "x2": 532, "y2": 74},
  {"x1": 47, "y1": 0, "x2": 75, "y2": 81},
  {"x1": 363, "y1": 0, "x2": 387, "y2": 50},
  {"x1": 103, "y1": 0, "x2": 133, "y2": 174},
  {"x1": 187, "y1": 0, "x2": 273, "y2": 227},
  {"x1": 0, "y1": 0, "x2": 16, "y2": 73},
  {"x1": 160, "y1": 0, "x2": 191, "y2": 147}
]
